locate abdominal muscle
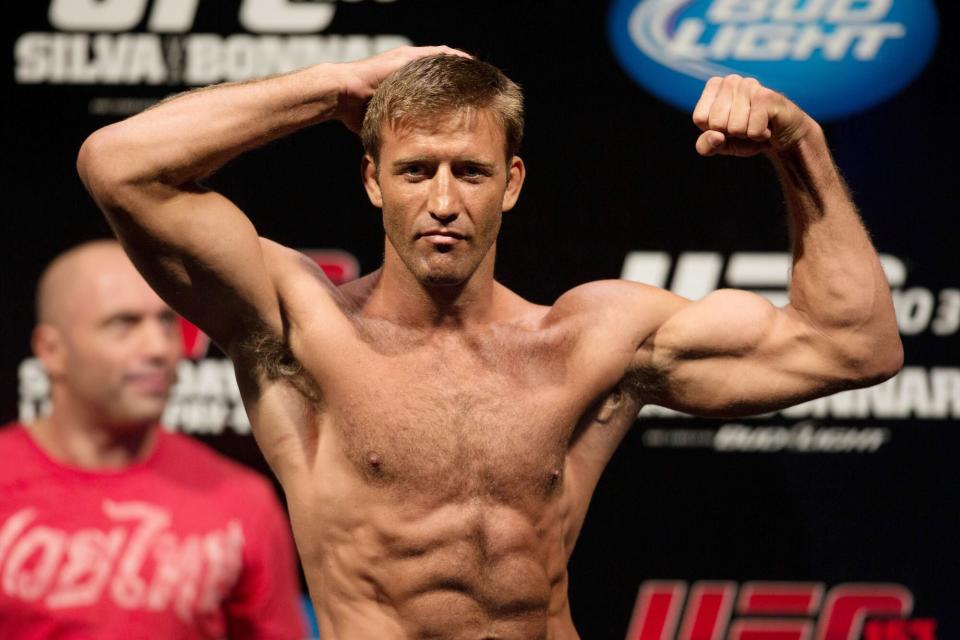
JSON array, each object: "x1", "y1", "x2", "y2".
[{"x1": 285, "y1": 452, "x2": 582, "y2": 640}]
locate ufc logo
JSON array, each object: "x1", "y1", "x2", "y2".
[
  {"x1": 48, "y1": 0, "x2": 395, "y2": 34},
  {"x1": 620, "y1": 252, "x2": 906, "y2": 304},
  {"x1": 626, "y1": 580, "x2": 928, "y2": 640}
]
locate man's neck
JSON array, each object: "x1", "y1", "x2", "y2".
[
  {"x1": 28, "y1": 401, "x2": 158, "y2": 470},
  {"x1": 365, "y1": 251, "x2": 500, "y2": 330}
]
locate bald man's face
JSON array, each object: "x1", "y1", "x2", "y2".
[{"x1": 35, "y1": 246, "x2": 182, "y2": 430}]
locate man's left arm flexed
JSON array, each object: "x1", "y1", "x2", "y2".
[{"x1": 615, "y1": 74, "x2": 903, "y2": 417}]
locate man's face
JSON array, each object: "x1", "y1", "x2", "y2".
[
  {"x1": 363, "y1": 108, "x2": 525, "y2": 287},
  {"x1": 40, "y1": 253, "x2": 182, "y2": 429}
]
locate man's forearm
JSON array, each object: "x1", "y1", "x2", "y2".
[
  {"x1": 771, "y1": 123, "x2": 902, "y2": 375},
  {"x1": 78, "y1": 64, "x2": 344, "y2": 193}
]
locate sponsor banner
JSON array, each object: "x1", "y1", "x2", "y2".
[
  {"x1": 14, "y1": 0, "x2": 412, "y2": 114},
  {"x1": 640, "y1": 365, "x2": 960, "y2": 420},
  {"x1": 622, "y1": 249, "x2": 958, "y2": 452},
  {"x1": 627, "y1": 580, "x2": 936, "y2": 640},
  {"x1": 607, "y1": 0, "x2": 939, "y2": 120},
  {"x1": 620, "y1": 251, "x2": 958, "y2": 339}
]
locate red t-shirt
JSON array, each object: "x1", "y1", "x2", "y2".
[{"x1": 0, "y1": 424, "x2": 306, "y2": 640}]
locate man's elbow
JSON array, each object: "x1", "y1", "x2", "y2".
[
  {"x1": 845, "y1": 334, "x2": 904, "y2": 387},
  {"x1": 77, "y1": 127, "x2": 127, "y2": 208}
]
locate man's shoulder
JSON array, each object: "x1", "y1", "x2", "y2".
[
  {"x1": 0, "y1": 423, "x2": 50, "y2": 488},
  {"x1": 158, "y1": 431, "x2": 274, "y2": 493},
  {"x1": 0, "y1": 422, "x2": 25, "y2": 441},
  {"x1": 548, "y1": 279, "x2": 680, "y2": 323},
  {"x1": 0, "y1": 422, "x2": 31, "y2": 456}
]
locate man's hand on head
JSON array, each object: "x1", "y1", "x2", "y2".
[
  {"x1": 691, "y1": 75, "x2": 818, "y2": 158},
  {"x1": 334, "y1": 45, "x2": 471, "y2": 133}
]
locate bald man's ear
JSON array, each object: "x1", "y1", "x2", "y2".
[
  {"x1": 362, "y1": 155, "x2": 383, "y2": 208},
  {"x1": 32, "y1": 324, "x2": 67, "y2": 379}
]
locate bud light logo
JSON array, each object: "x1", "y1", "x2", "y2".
[{"x1": 608, "y1": 0, "x2": 938, "y2": 120}]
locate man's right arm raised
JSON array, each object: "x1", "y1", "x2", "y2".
[{"x1": 77, "y1": 46, "x2": 463, "y2": 356}]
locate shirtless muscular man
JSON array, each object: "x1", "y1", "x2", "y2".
[{"x1": 76, "y1": 47, "x2": 902, "y2": 639}]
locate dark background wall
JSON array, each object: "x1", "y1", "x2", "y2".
[{"x1": 6, "y1": 1, "x2": 958, "y2": 637}]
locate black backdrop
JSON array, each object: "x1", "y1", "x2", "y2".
[{"x1": 6, "y1": 2, "x2": 958, "y2": 638}]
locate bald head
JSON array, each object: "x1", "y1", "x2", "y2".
[
  {"x1": 37, "y1": 240, "x2": 143, "y2": 328},
  {"x1": 33, "y1": 239, "x2": 182, "y2": 429}
]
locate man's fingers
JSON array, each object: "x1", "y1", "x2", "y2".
[
  {"x1": 419, "y1": 45, "x2": 471, "y2": 59},
  {"x1": 697, "y1": 131, "x2": 769, "y2": 157},
  {"x1": 440, "y1": 46, "x2": 472, "y2": 58},
  {"x1": 746, "y1": 84, "x2": 773, "y2": 141},
  {"x1": 692, "y1": 77, "x2": 723, "y2": 131},
  {"x1": 708, "y1": 74, "x2": 740, "y2": 132},
  {"x1": 695, "y1": 75, "x2": 773, "y2": 142},
  {"x1": 696, "y1": 130, "x2": 726, "y2": 156},
  {"x1": 727, "y1": 77, "x2": 755, "y2": 138}
]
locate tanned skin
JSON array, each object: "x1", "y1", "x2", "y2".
[{"x1": 77, "y1": 47, "x2": 902, "y2": 639}]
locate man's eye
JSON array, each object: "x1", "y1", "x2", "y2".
[
  {"x1": 405, "y1": 165, "x2": 425, "y2": 176},
  {"x1": 104, "y1": 315, "x2": 138, "y2": 333},
  {"x1": 460, "y1": 165, "x2": 489, "y2": 179},
  {"x1": 111, "y1": 315, "x2": 137, "y2": 327}
]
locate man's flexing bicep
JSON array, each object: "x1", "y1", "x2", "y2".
[
  {"x1": 626, "y1": 74, "x2": 902, "y2": 418},
  {"x1": 637, "y1": 288, "x2": 898, "y2": 418}
]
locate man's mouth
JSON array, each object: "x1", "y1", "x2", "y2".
[
  {"x1": 125, "y1": 372, "x2": 172, "y2": 394},
  {"x1": 418, "y1": 229, "x2": 465, "y2": 247}
]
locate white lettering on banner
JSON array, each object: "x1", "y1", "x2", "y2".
[
  {"x1": 713, "y1": 422, "x2": 890, "y2": 452},
  {"x1": 48, "y1": 0, "x2": 393, "y2": 33},
  {"x1": 183, "y1": 34, "x2": 409, "y2": 84},
  {"x1": 640, "y1": 367, "x2": 960, "y2": 421},
  {"x1": 239, "y1": 0, "x2": 336, "y2": 34},
  {"x1": 18, "y1": 363, "x2": 960, "y2": 436},
  {"x1": 147, "y1": 0, "x2": 202, "y2": 33},
  {"x1": 49, "y1": 0, "x2": 151, "y2": 32},
  {"x1": 160, "y1": 359, "x2": 251, "y2": 435},
  {"x1": 784, "y1": 367, "x2": 960, "y2": 420},
  {"x1": 0, "y1": 501, "x2": 244, "y2": 620},
  {"x1": 16, "y1": 0, "x2": 410, "y2": 89},
  {"x1": 666, "y1": 20, "x2": 904, "y2": 61},
  {"x1": 15, "y1": 32, "x2": 410, "y2": 85},
  {"x1": 15, "y1": 33, "x2": 168, "y2": 84},
  {"x1": 707, "y1": 0, "x2": 893, "y2": 23},
  {"x1": 645, "y1": 0, "x2": 907, "y2": 63},
  {"x1": 18, "y1": 358, "x2": 251, "y2": 436},
  {"x1": 622, "y1": 251, "x2": 958, "y2": 337}
]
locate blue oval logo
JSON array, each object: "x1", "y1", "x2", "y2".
[{"x1": 608, "y1": 0, "x2": 938, "y2": 121}]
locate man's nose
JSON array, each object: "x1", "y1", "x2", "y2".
[
  {"x1": 140, "y1": 320, "x2": 181, "y2": 362},
  {"x1": 427, "y1": 167, "x2": 461, "y2": 224}
]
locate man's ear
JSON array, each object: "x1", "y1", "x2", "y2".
[
  {"x1": 501, "y1": 155, "x2": 526, "y2": 213},
  {"x1": 361, "y1": 155, "x2": 383, "y2": 208},
  {"x1": 32, "y1": 324, "x2": 66, "y2": 379}
]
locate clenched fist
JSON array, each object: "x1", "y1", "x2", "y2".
[{"x1": 692, "y1": 75, "x2": 817, "y2": 157}]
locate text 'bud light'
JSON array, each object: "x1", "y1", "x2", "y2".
[{"x1": 607, "y1": 0, "x2": 939, "y2": 120}]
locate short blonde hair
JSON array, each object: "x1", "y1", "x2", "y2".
[{"x1": 361, "y1": 55, "x2": 524, "y2": 162}]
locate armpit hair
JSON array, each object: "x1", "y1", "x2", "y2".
[
  {"x1": 238, "y1": 329, "x2": 322, "y2": 403},
  {"x1": 621, "y1": 364, "x2": 666, "y2": 405}
]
